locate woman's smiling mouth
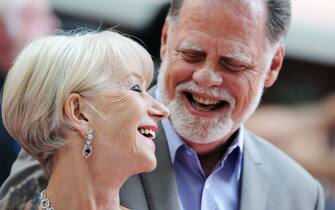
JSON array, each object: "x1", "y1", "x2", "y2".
[{"x1": 138, "y1": 126, "x2": 157, "y2": 139}]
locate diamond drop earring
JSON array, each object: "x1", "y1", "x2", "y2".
[{"x1": 82, "y1": 128, "x2": 94, "y2": 159}]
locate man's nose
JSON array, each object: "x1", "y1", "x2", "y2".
[
  {"x1": 148, "y1": 97, "x2": 170, "y2": 120},
  {"x1": 192, "y1": 67, "x2": 223, "y2": 88}
]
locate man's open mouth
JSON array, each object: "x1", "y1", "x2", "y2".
[{"x1": 184, "y1": 92, "x2": 229, "y2": 112}]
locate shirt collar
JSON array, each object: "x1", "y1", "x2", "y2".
[{"x1": 162, "y1": 117, "x2": 186, "y2": 162}]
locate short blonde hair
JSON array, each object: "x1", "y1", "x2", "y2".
[{"x1": 2, "y1": 30, "x2": 154, "y2": 178}]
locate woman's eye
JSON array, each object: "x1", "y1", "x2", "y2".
[{"x1": 131, "y1": 84, "x2": 142, "y2": 93}]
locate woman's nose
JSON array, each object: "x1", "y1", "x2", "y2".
[{"x1": 148, "y1": 97, "x2": 170, "y2": 120}]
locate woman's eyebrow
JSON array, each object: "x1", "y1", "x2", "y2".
[
  {"x1": 123, "y1": 72, "x2": 145, "y2": 85},
  {"x1": 131, "y1": 72, "x2": 144, "y2": 81}
]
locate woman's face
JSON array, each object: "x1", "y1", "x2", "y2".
[{"x1": 86, "y1": 66, "x2": 169, "y2": 175}]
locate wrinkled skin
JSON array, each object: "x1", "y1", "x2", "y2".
[
  {"x1": 81, "y1": 67, "x2": 170, "y2": 180},
  {"x1": 158, "y1": 0, "x2": 284, "y2": 153}
]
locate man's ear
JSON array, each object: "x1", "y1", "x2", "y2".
[
  {"x1": 63, "y1": 93, "x2": 90, "y2": 137},
  {"x1": 264, "y1": 45, "x2": 285, "y2": 88},
  {"x1": 160, "y1": 20, "x2": 169, "y2": 60}
]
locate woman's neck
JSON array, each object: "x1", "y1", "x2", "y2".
[{"x1": 44, "y1": 143, "x2": 128, "y2": 210}]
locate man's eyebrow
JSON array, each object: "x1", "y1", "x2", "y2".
[
  {"x1": 221, "y1": 52, "x2": 252, "y2": 64},
  {"x1": 178, "y1": 41, "x2": 203, "y2": 51}
]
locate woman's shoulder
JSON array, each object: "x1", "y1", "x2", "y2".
[{"x1": 3, "y1": 176, "x2": 46, "y2": 210}]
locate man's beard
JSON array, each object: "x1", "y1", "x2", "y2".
[{"x1": 157, "y1": 58, "x2": 265, "y2": 144}]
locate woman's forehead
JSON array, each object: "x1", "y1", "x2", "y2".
[{"x1": 111, "y1": 67, "x2": 147, "y2": 85}]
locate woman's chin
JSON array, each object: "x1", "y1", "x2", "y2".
[
  {"x1": 136, "y1": 155, "x2": 157, "y2": 174},
  {"x1": 146, "y1": 158, "x2": 157, "y2": 172},
  {"x1": 133, "y1": 134, "x2": 158, "y2": 173}
]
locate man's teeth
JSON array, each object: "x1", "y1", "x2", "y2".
[
  {"x1": 139, "y1": 128, "x2": 156, "y2": 139},
  {"x1": 192, "y1": 95, "x2": 221, "y2": 105}
]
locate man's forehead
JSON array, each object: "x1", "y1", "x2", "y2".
[
  {"x1": 180, "y1": 0, "x2": 266, "y2": 23},
  {"x1": 172, "y1": 0, "x2": 267, "y2": 52}
]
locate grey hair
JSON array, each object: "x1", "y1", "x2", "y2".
[
  {"x1": 167, "y1": 0, "x2": 291, "y2": 43},
  {"x1": 2, "y1": 30, "x2": 153, "y2": 178}
]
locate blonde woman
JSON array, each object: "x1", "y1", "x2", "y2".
[{"x1": 2, "y1": 30, "x2": 169, "y2": 210}]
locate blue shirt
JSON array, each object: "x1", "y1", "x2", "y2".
[{"x1": 156, "y1": 89, "x2": 244, "y2": 210}]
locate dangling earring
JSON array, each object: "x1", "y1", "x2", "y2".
[{"x1": 82, "y1": 128, "x2": 94, "y2": 159}]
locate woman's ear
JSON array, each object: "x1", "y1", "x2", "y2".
[
  {"x1": 63, "y1": 93, "x2": 90, "y2": 137},
  {"x1": 264, "y1": 45, "x2": 285, "y2": 88}
]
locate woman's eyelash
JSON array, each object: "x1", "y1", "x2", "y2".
[{"x1": 130, "y1": 84, "x2": 142, "y2": 93}]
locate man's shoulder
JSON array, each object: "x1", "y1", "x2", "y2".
[
  {"x1": 241, "y1": 130, "x2": 324, "y2": 210},
  {"x1": 244, "y1": 129, "x2": 320, "y2": 188}
]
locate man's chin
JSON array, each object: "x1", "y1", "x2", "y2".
[{"x1": 168, "y1": 104, "x2": 233, "y2": 143}]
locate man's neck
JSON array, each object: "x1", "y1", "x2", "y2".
[{"x1": 185, "y1": 132, "x2": 237, "y2": 177}]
